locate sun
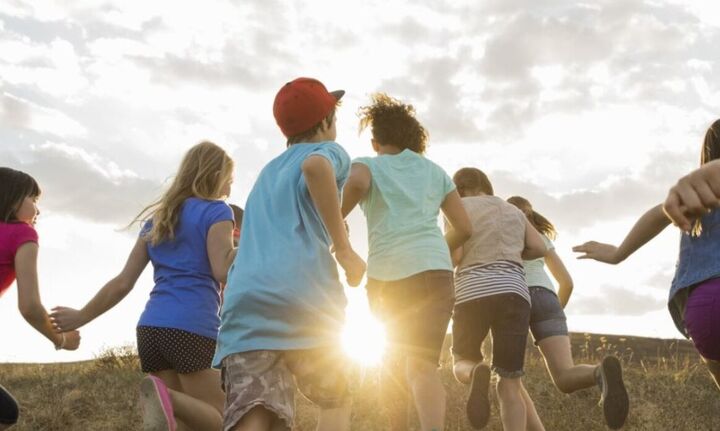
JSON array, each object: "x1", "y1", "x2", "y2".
[{"x1": 341, "y1": 310, "x2": 387, "y2": 366}]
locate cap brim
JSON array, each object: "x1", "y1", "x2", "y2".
[{"x1": 330, "y1": 90, "x2": 345, "y2": 101}]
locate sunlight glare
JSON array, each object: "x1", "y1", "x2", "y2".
[{"x1": 341, "y1": 312, "x2": 387, "y2": 366}]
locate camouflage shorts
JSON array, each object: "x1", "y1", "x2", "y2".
[{"x1": 221, "y1": 349, "x2": 350, "y2": 431}]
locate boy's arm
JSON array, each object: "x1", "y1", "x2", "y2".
[
  {"x1": 341, "y1": 163, "x2": 371, "y2": 218},
  {"x1": 664, "y1": 159, "x2": 720, "y2": 232},
  {"x1": 573, "y1": 204, "x2": 671, "y2": 264},
  {"x1": 440, "y1": 190, "x2": 472, "y2": 252},
  {"x1": 15, "y1": 242, "x2": 81, "y2": 350},
  {"x1": 302, "y1": 155, "x2": 366, "y2": 286},
  {"x1": 522, "y1": 220, "x2": 548, "y2": 260},
  {"x1": 50, "y1": 237, "x2": 149, "y2": 331}
]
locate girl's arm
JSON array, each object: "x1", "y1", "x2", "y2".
[
  {"x1": 573, "y1": 204, "x2": 671, "y2": 264},
  {"x1": 303, "y1": 155, "x2": 366, "y2": 287},
  {"x1": 50, "y1": 237, "x2": 149, "y2": 331},
  {"x1": 341, "y1": 163, "x2": 371, "y2": 218},
  {"x1": 664, "y1": 159, "x2": 720, "y2": 232},
  {"x1": 207, "y1": 220, "x2": 236, "y2": 284},
  {"x1": 15, "y1": 242, "x2": 81, "y2": 350},
  {"x1": 522, "y1": 220, "x2": 548, "y2": 260},
  {"x1": 441, "y1": 191, "x2": 472, "y2": 252},
  {"x1": 544, "y1": 250, "x2": 574, "y2": 308}
]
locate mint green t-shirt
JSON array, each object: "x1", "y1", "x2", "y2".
[
  {"x1": 523, "y1": 235, "x2": 555, "y2": 291},
  {"x1": 354, "y1": 149, "x2": 455, "y2": 281}
]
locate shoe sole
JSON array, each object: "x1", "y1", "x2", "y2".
[
  {"x1": 601, "y1": 356, "x2": 629, "y2": 429},
  {"x1": 467, "y1": 364, "x2": 491, "y2": 429},
  {"x1": 139, "y1": 378, "x2": 172, "y2": 431}
]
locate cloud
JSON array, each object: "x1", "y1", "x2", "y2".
[
  {"x1": 570, "y1": 285, "x2": 666, "y2": 316},
  {"x1": 0, "y1": 92, "x2": 87, "y2": 137}
]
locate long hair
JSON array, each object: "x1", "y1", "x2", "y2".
[
  {"x1": 693, "y1": 119, "x2": 720, "y2": 235},
  {"x1": 0, "y1": 167, "x2": 41, "y2": 222},
  {"x1": 453, "y1": 167, "x2": 494, "y2": 197},
  {"x1": 133, "y1": 141, "x2": 234, "y2": 245},
  {"x1": 358, "y1": 93, "x2": 428, "y2": 154},
  {"x1": 507, "y1": 196, "x2": 557, "y2": 241}
]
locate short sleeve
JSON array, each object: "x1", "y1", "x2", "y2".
[
  {"x1": 307, "y1": 142, "x2": 351, "y2": 185},
  {"x1": 440, "y1": 168, "x2": 456, "y2": 197},
  {"x1": 12, "y1": 223, "x2": 38, "y2": 251},
  {"x1": 542, "y1": 235, "x2": 555, "y2": 250},
  {"x1": 205, "y1": 201, "x2": 234, "y2": 232}
]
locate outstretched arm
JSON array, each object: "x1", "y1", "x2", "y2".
[
  {"x1": 15, "y1": 242, "x2": 80, "y2": 350},
  {"x1": 664, "y1": 160, "x2": 720, "y2": 232},
  {"x1": 303, "y1": 155, "x2": 366, "y2": 287},
  {"x1": 544, "y1": 250, "x2": 573, "y2": 308},
  {"x1": 341, "y1": 163, "x2": 371, "y2": 218},
  {"x1": 573, "y1": 204, "x2": 671, "y2": 264},
  {"x1": 51, "y1": 237, "x2": 149, "y2": 331}
]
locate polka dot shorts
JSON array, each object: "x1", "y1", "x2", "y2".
[{"x1": 136, "y1": 326, "x2": 216, "y2": 374}]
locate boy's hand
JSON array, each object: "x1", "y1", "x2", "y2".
[
  {"x1": 572, "y1": 241, "x2": 621, "y2": 264},
  {"x1": 61, "y1": 330, "x2": 81, "y2": 350},
  {"x1": 335, "y1": 248, "x2": 366, "y2": 287},
  {"x1": 50, "y1": 306, "x2": 85, "y2": 332}
]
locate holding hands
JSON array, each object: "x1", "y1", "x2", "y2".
[{"x1": 49, "y1": 306, "x2": 86, "y2": 332}]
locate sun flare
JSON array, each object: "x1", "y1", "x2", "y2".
[{"x1": 341, "y1": 312, "x2": 387, "y2": 366}]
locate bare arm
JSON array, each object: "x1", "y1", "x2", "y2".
[
  {"x1": 303, "y1": 155, "x2": 366, "y2": 286},
  {"x1": 441, "y1": 191, "x2": 472, "y2": 252},
  {"x1": 207, "y1": 220, "x2": 236, "y2": 284},
  {"x1": 544, "y1": 250, "x2": 573, "y2": 308},
  {"x1": 573, "y1": 204, "x2": 671, "y2": 264},
  {"x1": 15, "y1": 243, "x2": 80, "y2": 350},
  {"x1": 522, "y1": 220, "x2": 547, "y2": 260},
  {"x1": 50, "y1": 237, "x2": 149, "y2": 331},
  {"x1": 341, "y1": 163, "x2": 371, "y2": 218},
  {"x1": 664, "y1": 159, "x2": 720, "y2": 232}
]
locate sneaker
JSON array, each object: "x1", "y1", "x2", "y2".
[
  {"x1": 139, "y1": 376, "x2": 177, "y2": 431},
  {"x1": 597, "y1": 356, "x2": 629, "y2": 429},
  {"x1": 466, "y1": 363, "x2": 491, "y2": 429}
]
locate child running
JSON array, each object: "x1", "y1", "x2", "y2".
[
  {"x1": 0, "y1": 167, "x2": 81, "y2": 430},
  {"x1": 341, "y1": 93, "x2": 473, "y2": 431},
  {"x1": 213, "y1": 77, "x2": 366, "y2": 431},
  {"x1": 573, "y1": 118, "x2": 720, "y2": 390},
  {"x1": 449, "y1": 168, "x2": 546, "y2": 431},
  {"x1": 507, "y1": 196, "x2": 629, "y2": 429},
  {"x1": 50, "y1": 141, "x2": 236, "y2": 431}
]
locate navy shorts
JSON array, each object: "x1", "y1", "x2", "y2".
[
  {"x1": 0, "y1": 384, "x2": 18, "y2": 425},
  {"x1": 137, "y1": 326, "x2": 217, "y2": 374},
  {"x1": 529, "y1": 286, "x2": 568, "y2": 343}
]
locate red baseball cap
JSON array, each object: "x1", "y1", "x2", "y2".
[{"x1": 273, "y1": 77, "x2": 344, "y2": 137}]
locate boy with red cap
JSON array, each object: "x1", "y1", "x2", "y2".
[{"x1": 214, "y1": 78, "x2": 366, "y2": 431}]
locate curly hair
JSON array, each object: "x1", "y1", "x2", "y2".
[{"x1": 358, "y1": 93, "x2": 428, "y2": 154}]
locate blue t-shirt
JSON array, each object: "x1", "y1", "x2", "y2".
[
  {"x1": 214, "y1": 142, "x2": 351, "y2": 367},
  {"x1": 354, "y1": 149, "x2": 455, "y2": 281},
  {"x1": 137, "y1": 198, "x2": 233, "y2": 339}
]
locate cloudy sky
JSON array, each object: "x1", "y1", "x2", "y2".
[{"x1": 1, "y1": 0, "x2": 719, "y2": 362}]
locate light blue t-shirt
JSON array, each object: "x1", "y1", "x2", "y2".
[
  {"x1": 138, "y1": 198, "x2": 233, "y2": 339},
  {"x1": 523, "y1": 235, "x2": 555, "y2": 291},
  {"x1": 354, "y1": 149, "x2": 455, "y2": 281},
  {"x1": 214, "y1": 142, "x2": 351, "y2": 367}
]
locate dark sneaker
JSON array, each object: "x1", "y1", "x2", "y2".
[
  {"x1": 598, "y1": 356, "x2": 629, "y2": 429},
  {"x1": 466, "y1": 363, "x2": 491, "y2": 429}
]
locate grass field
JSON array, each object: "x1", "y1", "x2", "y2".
[{"x1": 1, "y1": 333, "x2": 718, "y2": 430}]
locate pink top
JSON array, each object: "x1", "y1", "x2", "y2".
[{"x1": 0, "y1": 222, "x2": 38, "y2": 297}]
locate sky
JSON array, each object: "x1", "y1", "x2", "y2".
[{"x1": 1, "y1": 0, "x2": 719, "y2": 362}]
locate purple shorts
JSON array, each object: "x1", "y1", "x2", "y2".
[{"x1": 684, "y1": 278, "x2": 720, "y2": 361}]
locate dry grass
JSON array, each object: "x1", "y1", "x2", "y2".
[{"x1": 1, "y1": 334, "x2": 718, "y2": 430}]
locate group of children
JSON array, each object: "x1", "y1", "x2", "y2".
[{"x1": 0, "y1": 77, "x2": 718, "y2": 431}]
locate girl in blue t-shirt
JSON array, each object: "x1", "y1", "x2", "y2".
[
  {"x1": 341, "y1": 93, "x2": 473, "y2": 431},
  {"x1": 574, "y1": 119, "x2": 720, "y2": 391},
  {"x1": 0, "y1": 167, "x2": 81, "y2": 429},
  {"x1": 51, "y1": 141, "x2": 237, "y2": 430}
]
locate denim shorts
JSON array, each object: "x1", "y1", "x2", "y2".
[
  {"x1": 529, "y1": 286, "x2": 568, "y2": 344},
  {"x1": 452, "y1": 293, "x2": 531, "y2": 378},
  {"x1": 367, "y1": 270, "x2": 455, "y2": 366}
]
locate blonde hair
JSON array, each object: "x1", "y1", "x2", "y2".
[{"x1": 134, "y1": 141, "x2": 234, "y2": 245}]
